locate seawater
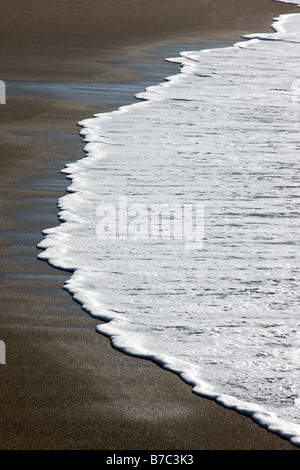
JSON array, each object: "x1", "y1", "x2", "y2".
[{"x1": 38, "y1": 5, "x2": 300, "y2": 446}]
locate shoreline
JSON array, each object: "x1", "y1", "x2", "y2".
[{"x1": 1, "y1": 0, "x2": 299, "y2": 450}]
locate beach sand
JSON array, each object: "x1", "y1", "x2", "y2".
[{"x1": 1, "y1": 0, "x2": 299, "y2": 450}]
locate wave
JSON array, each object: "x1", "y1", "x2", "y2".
[{"x1": 38, "y1": 5, "x2": 300, "y2": 447}]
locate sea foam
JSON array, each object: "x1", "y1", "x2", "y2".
[{"x1": 38, "y1": 4, "x2": 300, "y2": 446}]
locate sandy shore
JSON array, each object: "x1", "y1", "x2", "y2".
[{"x1": 1, "y1": 0, "x2": 299, "y2": 450}]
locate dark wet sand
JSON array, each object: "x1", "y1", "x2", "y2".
[{"x1": 0, "y1": 0, "x2": 299, "y2": 450}]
